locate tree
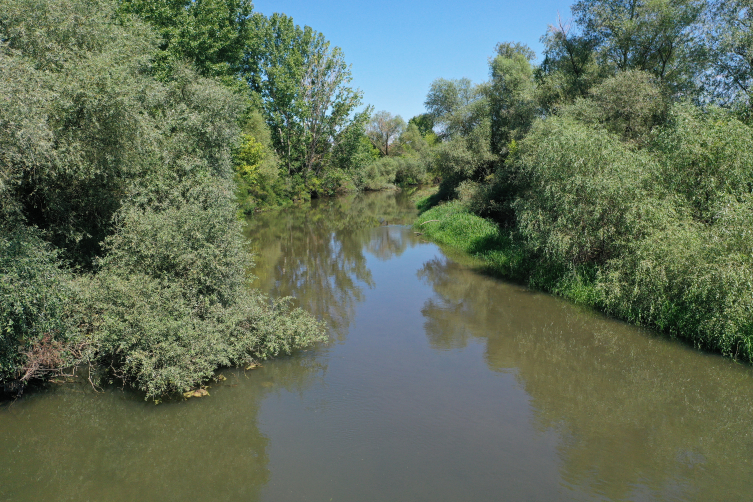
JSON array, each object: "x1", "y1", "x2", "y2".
[
  {"x1": 0, "y1": 0, "x2": 326, "y2": 396},
  {"x1": 589, "y1": 70, "x2": 668, "y2": 141},
  {"x1": 330, "y1": 107, "x2": 378, "y2": 173},
  {"x1": 118, "y1": 0, "x2": 253, "y2": 81},
  {"x1": 244, "y1": 13, "x2": 363, "y2": 180},
  {"x1": 396, "y1": 123, "x2": 431, "y2": 156},
  {"x1": 424, "y1": 78, "x2": 489, "y2": 139},
  {"x1": 572, "y1": 0, "x2": 706, "y2": 94},
  {"x1": 705, "y1": 0, "x2": 753, "y2": 109},
  {"x1": 489, "y1": 42, "x2": 538, "y2": 156},
  {"x1": 535, "y1": 17, "x2": 603, "y2": 111},
  {"x1": 408, "y1": 113, "x2": 436, "y2": 137},
  {"x1": 365, "y1": 111, "x2": 405, "y2": 156}
]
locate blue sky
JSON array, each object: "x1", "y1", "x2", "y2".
[{"x1": 252, "y1": 0, "x2": 576, "y2": 120}]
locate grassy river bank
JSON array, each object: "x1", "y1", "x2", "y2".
[{"x1": 415, "y1": 195, "x2": 753, "y2": 364}]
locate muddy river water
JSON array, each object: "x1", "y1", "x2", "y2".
[{"x1": 1, "y1": 190, "x2": 752, "y2": 501}]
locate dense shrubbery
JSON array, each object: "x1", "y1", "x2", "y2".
[
  {"x1": 418, "y1": 100, "x2": 753, "y2": 361},
  {"x1": 0, "y1": 0, "x2": 326, "y2": 398},
  {"x1": 415, "y1": 0, "x2": 753, "y2": 362},
  {"x1": 0, "y1": 228, "x2": 75, "y2": 383}
]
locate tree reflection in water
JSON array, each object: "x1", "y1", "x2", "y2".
[
  {"x1": 246, "y1": 191, "x2": 418, "y2": 340},
  {"x1": 418, "y1": 256, "x2": 753, "y2": 501}
]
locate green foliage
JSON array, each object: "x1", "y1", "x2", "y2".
[
  {"x1": 0, "y1": 0, "x2": 327, "y2": 396},
  {"x1": 418, "y1": 104, "x2": 753, "y2": 363},
  {"x1": 353, "y1": 157, "x2": 398, "y2": 191},
  {"x1": 0, "y1": 0, "x2": 159, "y2": 266},
  {"x1": 395, "y1": 123, "x2": 431, "y2": 157},
  {"x1": 572, "y1": 0, "x2": 706, "y2": 94},
  {"x1": 415, "y1": 202, "x2": 525, "y2": 279},
  {"x1": 0, "y1": 227, "x2": 74, "y2": 382},
  {"x1": 559, "y1": 70, "x2": 668, "y2": 142},
  {"x1": 407, "y1": 113, "x2": 436, "y2": 138},
  {"x1": 330, "y1": 109, "x2": 376, "y2": 169},
  {"x1": 233, "y1": 109, "x2": 282, "y2": 212},
  {"x1": 535, "y1": 23, "x2": 603, "y2": 112},
  {"x1": 413, "y1": 0, "x2": 753, "y2": 364},
  {"x1": 489, "y1": 43, "x2": 537, "y2": 155},
  {"x1": 425, "y1": 78, "x2": 490, "y2": 139},
  {"x1": 513, "y1": 116, "x2": 662, "y2": 267},
  {"x1": 430, "y1": 121, "x2": 496, "y2": 198},
  {"x1": 365, "y1": 110, "x2": 405, "y2": 156},
  {"x1": 705, "y1": 0, "x2": 753, "y2": 108},
  {"x1": 650, "y1": 102, "x2": 753, "y2": 222},
  {"x1": 118, "y1": 0, "x2": 253, "y2": 81},
  {"x1": 245, "y1": 13, "x2": 363, "y2": 180},
  {"x1": 236, "y1": 134, "x2": 266, "y2": 179},
  {"x1": 599, "y1": 216, "x2": 753, "y2": 359},
  {"x1": 80, "y1": 174, "x2": 326, "y2": 398}
]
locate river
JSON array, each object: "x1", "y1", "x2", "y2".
[{"x1": 1, "y1": 190, "x2": 752, "y2": 501}]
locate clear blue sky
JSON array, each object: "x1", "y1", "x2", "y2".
[{"x1": 252, "y1": 0, "x2": 576, "y2": 120}]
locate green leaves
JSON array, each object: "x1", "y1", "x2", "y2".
[
  {"x1": 0, "y1": 227, "x2": 73, "y2": 382},
  {"x1": 0, "y1": 0, "x2": 327, "y2": 397},
  {"x1": 651, "y1": 102, "x2": 753, "y2": 222},
  {"x1": 118, "y1": 0, "x2": 253, "y2": 80},
  {"x1": 572, "y1": 0, "x2": 706, "y2": 93},
  {"x1": 489, "y1": 43, "x2": 537, "y2": 155},
  {"x1": 705, "y1": 0, "x2": 753, "y2": 108},
  {"x1": 366, "y1": 111, "x2": 405, "y2": 156},
  {"x1": 245, "y1": 13, "x2": 363, "y2": 180}
]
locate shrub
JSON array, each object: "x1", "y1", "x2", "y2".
[
  {"x1": 0, "y1": 228, "x2": 75, "y2": 382},
  {"x1": 393, "y1": 156, "x2": 431, "y2": 185},
  {"x1": 355, "y1": 156, "x2": 398, "y2": 191},
  {"x1": 512, "y1": 116, "x2": 663, "y2": 267},
  {"x1": 600, "y1": 216, "x2": 753, "y2": 360},
  {"x1": 431, "y1": 133, "x2": 497, "y2": 198},
  {"x1": 650, "y1": 103, "x2": 753, "y2": 223},
  {"x1": 0, "y1": 0, "x2": 328, "y2": 397}
]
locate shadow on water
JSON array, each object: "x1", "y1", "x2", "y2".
[
  {"x1": 245, "y1": 190, "x2": 418, "y2": 340},
  {"x1": 4, "y1": 191, "x2": 753, "y2": 502},
  {"x1": 418, "y1": 256, "x2": 753, "y2": 501},
  {"x1": 0, "y1": 354, "x2": 326, "y2": 502}
]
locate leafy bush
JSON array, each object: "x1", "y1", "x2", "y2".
[
  {"x1": 418, "y1": 107, "x2": 753, "y2": 363},
  {"x1": 393, "y1": 156, "x2": 431, "y2": 185},
  {"x1": 354, "y1": 156, "x2": 398, "y2": 191},
  {"x1": 0, "y1": 228, "x2": 75, "y2": 382},
  {"x1": 512, "y1": 116, "x2": 663, "y2": 267},
  {"x1": 431, "y1": 132, "x2": 497, "y2": 198},
  {"x1": 0, "y1": 0, "x2": 327, "y2": 397},
  {"x1": 588, "y1": 70, "x2": 667, "y2": 142},
  {"x1": 650, "y1": 103, "x2": 753, "y2": 223},
  {"x1": 600, "y1": 215, "x2": 753, "y2": 359}
]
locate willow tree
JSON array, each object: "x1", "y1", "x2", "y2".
[
  {"x1": 705, "y1": 0, "x2": 753, "y2": 109},
  {"x1": 245, "y1": 13, "x2": 362, "y2": 181},
  {"x1": 572, "y1": 0, "x2": 706, "y2": 94},
  {"x1": 489, "y1": 42, "x2": 537, "y2": 156},
  {"x1": 424, "y1": 78, "x2": 489, "y2": 140},
  {"x1": 365, "y1": 111, "x2": 405, "y2": 156},
  {"x1": 118, "y1": 0, "x2": 253, "y2": 81}
]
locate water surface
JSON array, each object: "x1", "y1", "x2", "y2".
[{"x1": 2, "y1": 191, "x2": 752, "y2": 501}]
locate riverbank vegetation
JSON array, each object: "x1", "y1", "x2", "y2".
[
  {"x1": 415, "y1": 0, "x2": 753, "y2": 362},
  {"x1": 0, "y1": 0, "x2": 330, "y2": 399}
]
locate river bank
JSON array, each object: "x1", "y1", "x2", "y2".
[
  {"x1": 415, "y1": 196, "x2": 753, "y2": 364},
  {"x1": 3, "y1": 190, "x2": 753, "y2": 501}
]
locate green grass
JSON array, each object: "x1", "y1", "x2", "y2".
[
  {"x1": 414, "y1": 199, "x2": 753, "y2": 364},
  {"x1": 415, "y1": 201, "x2": 527, "y2": 280}
]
